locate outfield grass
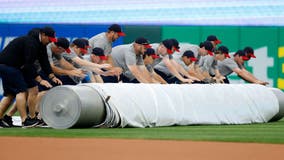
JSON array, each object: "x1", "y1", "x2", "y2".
[{"x1": 0, "y1": 118, "x2": 283, "y2": 144}]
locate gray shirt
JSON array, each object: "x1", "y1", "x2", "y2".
[
  {"x1": 111, "y1": 44, "x2": 144, "y2": 80},
  {"x1": 174, "y1": 57, "x2": 189, "y2": 71},
  {"x1": 62, "y1": 48, "x2": 86, "y2": 83},
  {"x1": 153, "y1": 54, "x2": 173, "y2": 76},
  {"x1": 88, "y1": 32, "x2": 112, "y2": 56},
  {"x1": 217, "y1": 57, "x2": 241, "y2": 76},
  {"x1": 173, "y1": 43, "x2": 200, "y2": 64},
  {"x1": 62, "y1": 48, "x2": 81, "y2": 68},
  {"x1": 35, "y1": 43, "x2": 63, "y2": 73},
  {"x1": 82, "y1": 55, "x2": 99, "y2": 76},
  {"x1": 199, "y1": 55, "x2": 217, "y2": 76},
  {"x1": 46, "y1": 43, "x2": 63, "y2": 67},
  {"x1": 175, "y1": 43, "x2": 199, "y2": 58}
]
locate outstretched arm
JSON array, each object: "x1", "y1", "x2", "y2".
[
  {"x1": 233, "y1": 68, "x2": 268, "y2": 85},
  {"x1": 163, "y1": 58, "x2": 192, "y2": 83},
  {"x1": 128, "y1": 64, "x2": 151, "y2": 83},
  {"x1": 171, "y1": 59, "x2": 200, "y2": 81}
]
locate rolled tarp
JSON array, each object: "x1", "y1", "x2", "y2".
[
  {"x1": 40, "y1": 83, "x2": 284, "y2": 129},
  {"x1": 40, "y1": 85, "x2": 107, "y2": 129},
  {"x1": 268, "y1": 87, "x2": 284, "y2": 122}
]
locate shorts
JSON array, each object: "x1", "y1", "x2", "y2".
[{"x1": 0, "y1": 64, "x2": 28, "y2": 96}]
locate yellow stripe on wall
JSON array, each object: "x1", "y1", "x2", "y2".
[
  {"x1": 278, "y1": 47, "x2": 284, "y2": 89},
  {"x1": 279, "y1": 47, "x2": 284, "y2": 58},
  {"x1": 278, "y1": 78, "x2": 284, "y2": 89}
]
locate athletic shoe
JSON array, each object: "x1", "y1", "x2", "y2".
[
  {"x1": 0, "y1": 119, "x2": 10, "y2": 128},
  {"x1": 22, "y1": 117, "x2": 39, "y2": 128},
  {"x1": 36, "y1": 118, "x2": 47, "y2": 127},
  {"x1": 2, "y1": 115, "x2": 14, "y2": 127}
]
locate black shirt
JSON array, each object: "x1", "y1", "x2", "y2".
[{"x1": 0, "y1": 32, "x2": 53, "y2": 79}]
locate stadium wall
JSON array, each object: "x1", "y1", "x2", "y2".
[{"x1": 0, "y1": 23, "x2": 283, "y2": 90}]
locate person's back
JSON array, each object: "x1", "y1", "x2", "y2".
[
  {"x1": 174, "y1": 43, "x2": 199, "y2": 58},
  {"x1": 111, "y1": 38, "x2": 150, "y2": 83},
  {"x1": 89, "y1": 24, "x2": 126, "y2": 57},
  {"x1": 218, "y1": 57, "x2": 239, "y2": 76},
  {"x1": 111, "y1": 44, "x2": 133, "y2": 73},
  {"x1": 89, "y1": 32, "x2": 112, "y2": 55},
  {"x1": 218, "y1": 49, "x2": 246, "y2": 77},
  {"x1": 199, "y1": 55, "x2": 216, "y2": 76},
  {"x1": 0, "y1": 36, "x2": 39, "y2": 69}
]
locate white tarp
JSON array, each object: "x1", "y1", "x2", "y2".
[{"x1": 84, "y1": 83, "x2": 279, "y2": 128}]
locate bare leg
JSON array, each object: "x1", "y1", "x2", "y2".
[
  {"x1": 0, "y1": 95, "x2": 15, "y2": 118},
  {"x1": 35, "y1": 91, "x2": 46, "y2": 118},
  {"x1": 6, "y1": 101, "x2": 17, "y2": 117},
  {"x1": 15, "y1": 92, "x2": 28, "y2": 122},
  {"x1": 27, "y1": 86, "x2": 38, "y2": 118}
]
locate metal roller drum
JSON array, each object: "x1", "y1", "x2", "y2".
[{"x1": 40, "y1": 85, "x2": 106, "y2": 129}]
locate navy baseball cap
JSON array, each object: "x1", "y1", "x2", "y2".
[
  {"x1": 80, "y1": 38, "x2": 91, "y2": 49},
  {"x1": 40, "y1": 26, "x2": 57, "y2": 42},
  {"x1": 144, "y1": 48, "x2": 159, "y2": 59},
  {"x1": 54, "y1": 37, "x2": 71, "y2": 53},
  {"x1": 92, "y1": 47, "x2": 107, "y2": 60},
  {"x1": 72, "y1": 39, "x2": 88, "y2": 54},
  {"x1": 216, "y1": 45, "x2": 230, "y2": 58},
  {"x1": 201, "y1": 41, "x2": 214, "y2": 56},
  {"x1": 182, "y1": 50, "x2": 197, "y2": 62},
  {"x1": 170, "y1": 38, "x2": 180, "y2": 52},
  {"x1": 234, "y1": 50, "x2": 249, "y2": 61},
  {"x1": 207, "y1": 35, "x2": 221, "y2": 44},
  {"x1": 108, "y1": 24, "x2": 126, "y2": 36},
  {"x1": 243, "y1": 46, "x2": 256, "y2": 58},
  {"x1": 135, "y1": 37, "x2": 152, "y2": 48},
  {"x1": 161, "y1": 39, "x2": 174, "y2": 54}
]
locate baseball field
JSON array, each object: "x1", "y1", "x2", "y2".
[
  {"x1": 0, "y1": 117, "x2": 283, "y2": 160},
  {"x1": 0, "y1": 118, "x2": 284, "y2": 143}
]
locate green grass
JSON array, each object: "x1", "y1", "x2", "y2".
[{"x1": 1, "y1": 118, "x2": 284, "y2": 144}]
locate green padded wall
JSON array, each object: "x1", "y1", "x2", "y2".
[
  {"x1": 239, "y1": 27, "x2": 278, "y2": 86},
  {"x1": 123, "y1": 25, "x2": 161, "y2": 44}
]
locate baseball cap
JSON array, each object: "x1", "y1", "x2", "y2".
[
  {"x1": 92, "y1": 47, "x2": 107, "y2": 60},
  {"x1": 80, "y1": 38, "x2": 91, "y2": 49},
  {"x1": 201, "y1": 41, "x2": 214, "y2": 56},
  {"x1": 40, "y1": 26, "x2": 57, "y2": 42},
  {"x1": 234, "y1": 50, "x2": 249, "y2": 61},
  {"x1": 170, "y1": 38, "x2": 180, "y2": 52},
  {"x1": 144, "y1": 48, "x2": 159, "y2": 59},
  {"x1": 161, "y1": 39, "x2": 174, "y2": 54},
  {"x1": 54, "y1": 37, "x2": 71, "y2": 53},
  {"x1": 182, "y1": 50, "x2": 197, "y2": 62},
  {"x1": 207, "y1": 35, "x2": 221, "y2": 44},
  {"x1": 108, "y1": 24, "x2": 126, "y2": 36},
  {"x1": 243, "y1": 46, "x2": 256, "y2": 58},
  {"x1": 216, "y1": 45, "x2": 230, "y2": 58},
  {"x1": 72, "y1": 39, "x2": 88, "y2": 54},
  {"x1": 135, "y1": 37, "x2": 152, "y2": 48}
]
